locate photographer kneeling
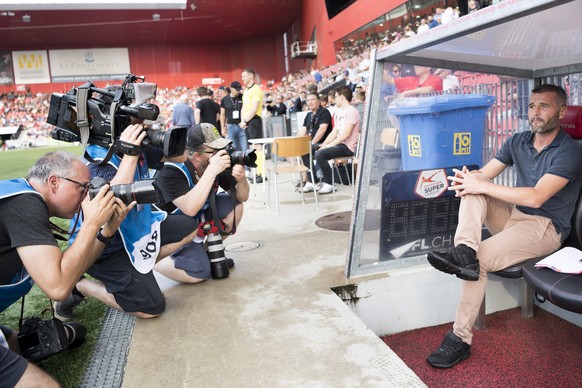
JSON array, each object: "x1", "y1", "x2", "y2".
[
  {"x1": 154, "y1": 123, "x2": 250, "y2": 282},
  {"x1": 54, "y1": 123, "x2": 201, "y2": 321},
  {"x1": 0, "y1": 151, "x2": 129, "y2": 387}
]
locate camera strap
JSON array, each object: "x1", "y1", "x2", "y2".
[
  {"x1": 17, "y1": 295, "x2": 57, "y2": 329},
  {"x1": 209, "y1": 180, "x2": 237, "y2": 235},
  {"x1": 76, "y1": 82, "x2": 117, "y2": 165},
  {"x1": 76, "y1": 83, "x2": 91, "y2": 151}
]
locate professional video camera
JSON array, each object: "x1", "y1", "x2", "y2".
[
  {"x1": 46, "y1": 74, "x2": 186, "y2": 159},
  {"x1": 17, "y1": 317, "x2": 69, "y2": 362},
  {"x1": 88, "y1": 177, "x2": 157, "y2": 205}
]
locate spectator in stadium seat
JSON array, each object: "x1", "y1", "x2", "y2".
[
  {"x1": 468, "y1": 0, "x2": 481, "y2": 13},
  {"x1": 417, "y1": 18, "x2": 429, "y2": 34},
  {"x1": 425, "y1": 84, "x2": 582, "y2": 368},
  {"x1": 312, "y1": 86, "x2": 360, "y2": 194},
  {"x1": 428, "y1": 15, "x2": 438, "y2": 29},
  {"x1": 266, "y1": 95, "x2": 287, "y2": 117},
  {"x1": 299, "y1": 92, "x2": 333, "y2": 191},
  {"x1": 381, "y1": 64, "x2": 400, "y2": 101},
  {"x1": 384, "y1": 65, "x2": 443, "y2": 97}
]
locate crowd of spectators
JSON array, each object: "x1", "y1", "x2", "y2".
[{"x1": 2, "y1": 0, "x2": 573, "y2": 151}]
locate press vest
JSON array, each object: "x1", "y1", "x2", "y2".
[
  {"x1": 71, "y1": 145, "x2": 167, "y2": 274},
  {"x1": 163, "y1": 162, "x2": 210, "y2": 221},
  {"x1": 0, "y1": 179, "x2": 39, "y2": 312}
]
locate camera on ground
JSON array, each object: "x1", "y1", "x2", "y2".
[{"x1": 17, "y1": 317, "x2": 69, "y2": 362}]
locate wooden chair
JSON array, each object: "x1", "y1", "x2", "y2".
[
  {"x1": 381, "y1": 127, "x2": 399, "y2": 148},
  {"x1": 266, "y1": 136, "x2": 319, "y2": 215}
]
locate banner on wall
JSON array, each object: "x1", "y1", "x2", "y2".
[
  {"x1": 12, "y1": 50, "x2": 51, "y2": 84},
  {"x1": 0, "y1": 51, "x2": 15, "y2": 86},
  {"x1": 49, "y1": 48, "x2": 130, "y2": 82}
]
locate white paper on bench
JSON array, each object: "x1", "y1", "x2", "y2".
[{"x1": 534, "y1": 246, "x2": 582, "y2": 274}]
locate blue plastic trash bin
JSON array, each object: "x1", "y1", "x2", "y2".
[{"x1": 388, "y1": 95, "x2": 495, "y2": 171}]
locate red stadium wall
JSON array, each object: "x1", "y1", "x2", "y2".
[
  {"x1": 0, "y1": 0, "x2": 404, "y2": 93},
  {"x1": 0, "y1": 35, "x2": 285, "y2": 94},
  {"x1": 298, "y1": 0, "x2": 406, "y2": 69}
]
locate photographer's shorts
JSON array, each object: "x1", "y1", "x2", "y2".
[
  {"x1": 246, "y1": 116, "x2": 263, "y2": 139},
  {"x1": 88, "y1": 214, "x2": 198, "y2": 315},
  {"x1": 0, "y1": 326, "x2": 28, "y2": 387},
  {"x1": 171, "y1": 193, "x2": 237, "y2": 279}
]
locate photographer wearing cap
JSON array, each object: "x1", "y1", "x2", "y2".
[
  {"x1": 54, "y1": 123, "x2": 202, "y2": 321},
  {"x1": 0, "y1": 151, "x2": 129, "y2": 387},
  {"x1": 154, "y1": 123, "x2": 250, "y2": 282}
]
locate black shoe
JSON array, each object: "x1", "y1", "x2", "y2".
[
  {"x1": 226, "y1": 258, "x2": 235, "y2": 268},
  {"x1": 427, "y1": 331, "x2": 471, "y2": 368},
  {"x1": 53, "y1": 293, "x2": 85, "y2": 321},
  {"x1": 427, "y1": 244, "x2": 480, "y2": 281},
  {"x1": 63, "y1": 322, "x2": 87, "y2": 348}
]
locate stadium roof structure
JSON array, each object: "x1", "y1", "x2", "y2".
[
  {"x1": 0, "y1": 0, "x2": 303, "y2": 50},
  {"x1": 375, "y1": 0, "x2": 582, "y2": 79}
]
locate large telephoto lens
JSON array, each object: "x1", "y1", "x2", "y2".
[
  {"x1": 111, "y1": 179, "x2": 157, "y2": 205},
  {"x1": 144, "y1": 126, "x2": 187, "y2": 158},
  {"x1": 88, "y1": 177, "x2": 157, "y2": 205},
  {"x1": 230, "y1": 149, "x2": 257, "y2": 168},
  {"x1": 206, "y1": 233, "x2": 229, "y2": 279}
]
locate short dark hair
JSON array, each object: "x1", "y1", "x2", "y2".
[
  {"x1": 307, "y1": 91, "x2": 320, "y2": 100},
  {"x1": 197, "y1": 86, "x2": 209, "y2": 96},
  {"x1": 531, "y1": 84, "x2": 567, "y2": 107},
  {"x1": 336, "y1": 86, "x2": 353, "y2": 103}
]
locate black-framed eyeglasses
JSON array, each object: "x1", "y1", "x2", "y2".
[{"x1": 58, "y1": 176, "x2": 90, "y2": 191}]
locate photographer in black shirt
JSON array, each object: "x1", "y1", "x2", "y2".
[{"x1": 0, "y1": 151, "x2": 128, "y2": 387}]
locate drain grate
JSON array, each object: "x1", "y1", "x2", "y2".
[
  {"x1": 315, "y1": 210, "x2": 381, "y2": 232},
  {"x1": 79, "y1": 308, "x2": 136, "y2": 388}
]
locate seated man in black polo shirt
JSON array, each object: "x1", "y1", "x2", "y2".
[{"x1": 298, "y1": 92, "x2": 332, "y2": 191}]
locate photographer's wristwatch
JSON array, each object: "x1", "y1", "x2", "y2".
[{"x1": 97, "y1": 229, "x2": 113, "y2": 245}]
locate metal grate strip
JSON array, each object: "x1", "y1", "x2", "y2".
[{"x1": 79, "y1": 308, "x2": 136, "y2": 388}]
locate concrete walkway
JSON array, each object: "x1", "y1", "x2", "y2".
[{"x1": 122, "y1": 175, "x2": 425, "y2": 387}]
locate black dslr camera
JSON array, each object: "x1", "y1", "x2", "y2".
[
  {"x1": 17, "y1": 317, "x2": 69, "y2": 362},
  {"x1": 225, "y1": 144, "x2": 257, "y2": 168},
  {"x1": 88, "y1": 176, "x2": 157, "y2": 205},
  {"x1": 46, "y1": 74, "x2": 186, "y2": 158},
  {"x1": 220, "y1": 145, "x2": 257, "y2": 179}
]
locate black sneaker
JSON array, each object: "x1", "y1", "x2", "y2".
[
  {"x1": 427, "y1": 331, "x2": 471, "y2": 368},
  {"x1": 226, "y1": 258, "x2": 235, "y2": 268},
  {"x1": 63, "y1": 322, "x2": 87, "y2": 348},
  {"x1": 427, "y1": 244, "x2": 480, "y2": 281},
  {"x1": 53, "y1": 294, "x2": 85, "y2": 321}
]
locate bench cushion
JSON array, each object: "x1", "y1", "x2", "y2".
[{"x1": 522, "y1": 259, "x2": 582, "y2": 314}]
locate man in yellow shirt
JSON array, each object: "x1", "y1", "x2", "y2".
[{"x1": 240, "y1": 68, "x2": 265, "y2": 181}]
